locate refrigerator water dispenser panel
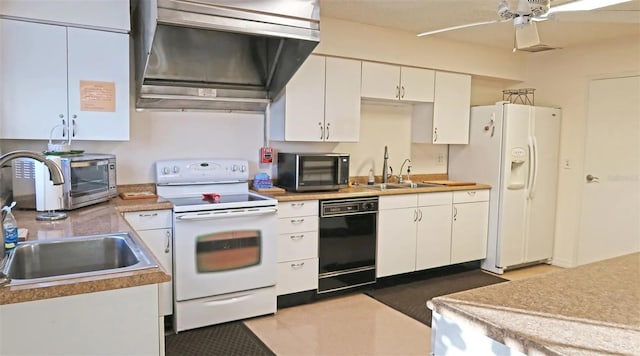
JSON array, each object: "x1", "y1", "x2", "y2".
[{"x1": 508, "y1": 147, "x2": 527, "y2": 189}]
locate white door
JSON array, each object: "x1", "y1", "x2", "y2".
[
  {"x1": 432, "y1": 71, "x2": 471, "y2": 144},
  {"x1": 497, "y1": 104, "x2": 531, "y2": 268},
  {"x1": 324, "y1": 57, "x2": 361, "y2": 142},
  {"x1": 283, "y1": 55, "x2": 325, "y2": 141},
  {"x1": 361, "y1": 61, "x2": 400, "y2": 100},
  {"x1": 525, "y1": 107, "x2": 561, "y2": 262},
  {"x1": 173, "y1": 207, "x2": 277, "y2": 301},
  {"x1": 451, "y1": 202, "x2": 489, "y2": 264},
  {"x1": 0, "y1": 20, "x2": 67, "y2": 139},
  {"x1": 578, "y1": 75, "x2": 640, "y2": 265},
  {"x1": 377, "y1": 207, "x2": 417, "y2": 277},
  {"x1": 400, "y1": 67, "x2": 435, "y2": 102},
  {"x1": 67, "y1": 27, "x2": 129, "y2": 140}
]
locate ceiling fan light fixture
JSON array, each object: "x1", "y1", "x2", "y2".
[
  {"x1": 548, "y1": 0, "x2": 632, "y2": 13},
  {"x1": 515, "y1": 21, "x2": 541, "y2": 49}
]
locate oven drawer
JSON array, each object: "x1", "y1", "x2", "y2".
[
  {"x1": 453, "y1": 190, "x2": 490, "y2": 203},
  {"x1": 124, "y1": 210, "x2": 172, "y2": 230},
  {"x1": 278, "y1": 200, "x2": 318, "y2": 218},
  {"x1": 278, "y1": 231, "x2": 318, "y2": 262},
  {"x1": 277, "y1": 258, "x2": 318, "y2": 295},
  {"x1": 278, "y1": 216, "x2": 318, "y2": 234}
]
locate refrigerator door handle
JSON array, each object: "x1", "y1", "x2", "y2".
[
  {"x1": 526, "y1": 137, "x2": 535, "y2": 199},
  {"x1": 529, "y1": 136, "x2": 540, "y2": 199}
]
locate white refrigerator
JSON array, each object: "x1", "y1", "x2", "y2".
[{"x1": 449, "y1": 102, "x2": 561, "y2": 274}]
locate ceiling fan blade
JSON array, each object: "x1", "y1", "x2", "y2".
[
  {"x1": 417, "y1": 20, "x2": 506, "y2": 37},
  {"x1": 546, "y1": 10, "x2": 640, "y2": 23}
]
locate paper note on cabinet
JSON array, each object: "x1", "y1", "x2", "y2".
[{"x1": 80, "y1": 81, "x2": 116, "y2": 112}]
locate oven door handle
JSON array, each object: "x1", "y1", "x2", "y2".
[{"x1": 176, "y1": 207, "x2": 277, "y2": 221}]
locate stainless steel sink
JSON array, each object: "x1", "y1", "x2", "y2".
[
  {"x1": 363, "y1": 183, "x2": 409, "y2": 190},
  {"x1": 2, "y1": 232, "x2": 157, "y2": 285}
]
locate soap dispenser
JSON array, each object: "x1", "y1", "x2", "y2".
[{"x1": 368, "y1": 169, "x2": 375, "y2": 185}]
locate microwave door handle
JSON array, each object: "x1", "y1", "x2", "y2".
[{"x1": 336, "y1": 158, "x2": 341, "y2": 186}]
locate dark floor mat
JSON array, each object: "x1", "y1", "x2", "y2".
[
  {"x1": 365, "y1": 269, "x2": 508, "y2": 327},
  {"x1": 165, "y1": 321, "x2": 275, "y2": 356}
]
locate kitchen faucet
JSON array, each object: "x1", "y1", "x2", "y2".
[
  {"x1": 0, "y1": 150, "x2": 65, "y2": 287},
  {"x1": 399, "y1": 159, "x2": 412, "y2": 183},
  {"x1": 382, "y1": 146, "x2": 389, "y2": 184}
]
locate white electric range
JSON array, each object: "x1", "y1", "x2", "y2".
[{"x1": 155, "y1": 158, "x2": 278, "y2": 333}]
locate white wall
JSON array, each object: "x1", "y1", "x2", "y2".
[{"x1": 514, "y1": 35, "x2": 640, "y2": 267}]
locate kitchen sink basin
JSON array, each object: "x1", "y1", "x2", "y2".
[
  {"x1": 364, "y1": 182, "x2": 443, "y2": 190},
  {"x1": 2, "y1": 232, "x2": 157, "y2": 285},
  {"x1": 363, "y1": 183, "x2": 409, "y2": 190}
]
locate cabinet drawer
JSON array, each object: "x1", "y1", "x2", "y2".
[
  {"x1": 278, "y1": 231, "x2": 318, "y2": 262},
  {"x1": 278, "y1": 216, "x2": 318, "y2": 234},
  {"x1": 124, "y1": 210, "x2": 173, "y2": 230},
  {"x1": 278, "y1": 200, "x2": 318, "y2": 218},
  {"x1": 277, "y1": 258, "x2": 318, "y2": 295},
  {"x1": 453, "y1": 190, "x2": 490, "y2": 203},
  {"x1": 379, "y1": 194, "x2": 417, "y2": 210},
  {"x1": 418, "y1": 192, "x2": 453, "y2": 206}
]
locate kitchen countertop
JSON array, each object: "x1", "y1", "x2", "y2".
[
  {"x1": 1, "y1": 180, "x2": 488, "y2": 305},
  {"x1": 0, "y1": 196, "x2": 172, "y2": 305},
  {"x1": 429, "y1": 253, "x2": 640, "y2": 355},
  {"x1": 267, "y1": 183, "x2": 491, "y2": 201}
]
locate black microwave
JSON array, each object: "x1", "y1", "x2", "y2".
[{"x1": 277, "y1": 153, "x2": 350, "y2": 192}]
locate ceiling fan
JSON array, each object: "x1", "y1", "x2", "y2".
[{"x1": 417, "y1": 0, "x2": 636, "y2": 51}]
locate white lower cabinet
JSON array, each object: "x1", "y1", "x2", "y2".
[
  {"x1": 378, "y1": 190, "x2": 489, "y2": 278},
  {"x1": 377, "y1": 193, "x2": 452, "y2": 277},
  {"x1": 276, "y1": 200, "x2": 319, "y2": 295},
  {"x1": 451, "y1": 190, "x2": 490, "y2": 264},
  {"x1": 0, "y1": 284, "x2": 161, "y2": 355},
  {"x1": 124, "y1": 209, "x2": 173, "y2": 316}
]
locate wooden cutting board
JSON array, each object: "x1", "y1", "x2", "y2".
[
  {"x1": 423, "y1": 180, "x2": 476, "y2": 186},
  {"x1": 251, "y1": 187, "x2": 287, "y2": 195},
  {"x1": 119, "y1": 191, "x2": 158, "y2": 200}
]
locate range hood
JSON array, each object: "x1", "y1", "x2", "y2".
[{"x1": 133, "y1": 0, "x2": 320, "y2": 112}]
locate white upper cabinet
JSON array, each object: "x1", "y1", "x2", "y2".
[
  {"x1": 412, "y1": 71, "x2": 471, "y2": 144},
  {"x1": 270, "y1": 55, "x2": 361, "y2": 142},
  {"x1": 361, "y1": 62, "x2": 435, "y2": 103},
  {"x1": 0, "y1": 20, "x2": 130, "y2": 141},
  {"x1": 0, "y1": 0, "x2": 130, "y2": 33}
]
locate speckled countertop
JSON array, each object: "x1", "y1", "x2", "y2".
[
  {"x1": 0, "y1": 196, "x2": 172, "y2": 305},
  {"x1": 261, "y1": 183, "x2": 491, "y2": 202},
  {"x1": 429, "y1": 253, "x2": 640, "y2": 355}
]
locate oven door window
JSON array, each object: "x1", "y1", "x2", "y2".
[
  {"x1": 69, "y1": 161, "x2": 109, "y2": 198},
  {"x1": 196, "y1": 230, "x2": 261, "y2": 272},
  {"x1": 300, "y1": 157, "x2": 337, "y2": 186}
]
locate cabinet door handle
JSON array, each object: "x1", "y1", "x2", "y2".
[
  {"x1": 319, "y1": 122, "x2": 324, "y2": 140},
  {"x1": 72, "y1": 118, "x2": 77, "y2": 138},
  {"x1": 401, "y1": 86, "x2": 405, "y2": 99},
  {"x1": 61, "y1": 118, "x2": 67, "y2": 138},
  {"x1": 396, "y1": 85, "x2": 400, "y2": 99},
  {"x1": 290, "y1": 218, "x2": 305, "y2": 224},
  {"x1": 413, "y1": 209, "x2": 418, "y2": 222},
  {"x1": 453, "y1": 206, "x2": 458, "y2": 221},
  {"x1": 418, "y1": 209, "x2": 423, "y2": 222},
  {"x1": 290, "y1": 262, "x2": 305, "y2": 269},
  {"x1": 139, "y1": 213, "x2": 158, "y2": 217},
  {"x1": 325, "y1": 123, "x2": 330, "y2": 140},
  {"x1": 433, "y1": 127, "x2": 438, "y2": 143},
  {"x1": 291, "y1": 202, "x2": 305, "y2": 208},
  {"x1": 467, "y1": 191, "x2": 476, "y2": 196},
  {"x1": 290, "y1": 234, "x2": 304, "y2": 240},
  {"x1": 164, "y1": 230, "x2": 171, "y2": 253}
]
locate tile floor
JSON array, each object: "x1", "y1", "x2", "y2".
[{"x1": 244, "y1": 264, "x2": 563, "y2": 356}]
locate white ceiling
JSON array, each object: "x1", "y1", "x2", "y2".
[{"x1": 320, "y1": 0, "x2": 640, "y2": 50}]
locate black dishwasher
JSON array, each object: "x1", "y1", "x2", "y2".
[{"x1": 318, "y1": 197, "x2": 378, "y2": 294}]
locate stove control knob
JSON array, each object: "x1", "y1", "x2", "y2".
[
  {"x1": 162, "y1": 167, "x2": 170, "y2": 175},
  {"x1": 231, "y1": 164, "x2": 238, "y2": 172},
  {"x1": 240, "y1": 165, "x2": 246, "y2": 173},
  {"x1": 172, "y1": 166, "x2": 180, "y2": 174}
]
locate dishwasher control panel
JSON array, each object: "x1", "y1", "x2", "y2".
[{"x1": 320, "y1": 197, "x2": 378, "y2": 217}]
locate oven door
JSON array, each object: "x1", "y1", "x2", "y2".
[{"x1": 173, "y1": 206, "x2": 277, "y2": 301}]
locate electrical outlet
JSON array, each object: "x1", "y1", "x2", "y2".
[
  {"x1": 563, "y1": 159, "x2": 571, "y2": 170},
  {"x1": 436, "y1": 153, "x2": 446, "y2": 166}
]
